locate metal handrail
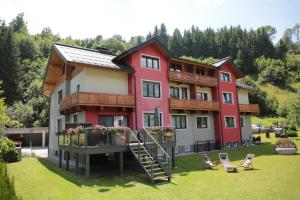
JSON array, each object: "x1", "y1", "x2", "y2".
[{"x1": 142, "y1": 128, "x2": 171, "y2": 159}]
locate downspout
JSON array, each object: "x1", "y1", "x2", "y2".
[
  {"x1": 216, "y1": 70, "x2": 224, "y2": 149},
  {"x1": 134, "y1": 73, "x2": 138, "y2": 130},
  {"x1": 236, "y1": 88, "x2": 243, "y2": 145}
]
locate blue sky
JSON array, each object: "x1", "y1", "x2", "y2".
[{"x1": 0, "y1": 0, "x2": 299, "y2": 42}]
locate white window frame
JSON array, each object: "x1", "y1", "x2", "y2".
[
  {"x1": 140, "y1": 54, "x2": 161, "y2": 71},
  {"x1": 222, "y1": 91, "x2": 234, "y2": 104},
  {"x1": 72, "y1": 113, "x2": 78, "y2": 123},
  {"x1": 57, "y1": 117, "x2": 63, "y2": 132},
  {"x1": 196, "y1": 115, "x2": 210, "y2": 129},
  {"x1": 220, "y1": 71, "x2": 232, "y2": 82},
  {"x1": 185, "y1": 145, "x2": 191, "y2": 152},
  {"x1": 141, "y1": 79, "x2": 162, "y2": 99},
  {"x1": 224, "y1": 116, "x2": 237, "y2": 128},
  {"x1": 196, "y1": 92, "x2": 208, "y2": 101},
  {"x1": 142, "y1": 111, "x2": 164, "y2": 127},
  {"x1": 171, "y1": 114, "x2": 188, "y2": 130}
]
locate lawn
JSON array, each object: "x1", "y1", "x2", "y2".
[{"x1": 7, "y1": 134, "x2": 300, "y2": 200}]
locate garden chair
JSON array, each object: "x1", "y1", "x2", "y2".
[
  {"x1": 219, "y1": 153, "x2": 238, "y2": 172},
  {"x1": 240, "y1": 154, "x2": 255, "y2": 169},
  {"x1": 200, "y1": 153, "x2": 217, "y2": 169}
]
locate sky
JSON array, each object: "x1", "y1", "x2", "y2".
[{"x1": 0, "y1": 0, "x2": 299, "y2": 42}]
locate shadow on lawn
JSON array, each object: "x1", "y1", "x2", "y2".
[
  {"x1": 173, "y1": 142, "x2": 276, "y2": 175},
  {"x1": 37, "y1": 158, "x2": 159, "y2": 191}
]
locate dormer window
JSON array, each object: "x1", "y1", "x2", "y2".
[
  {"x1": 141, "y1": 55, "x2": 160, "y2": 70},
  {"x1": 221, "y1": 72, "x2": 231, "y2": 82}
]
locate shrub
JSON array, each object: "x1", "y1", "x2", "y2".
[
  {"x1": 0, "y1": 159, "x2": 21, "y2": 200},
  {"x1": 0, "y1": 137, "x2": 21, "y2": 163},
  {"x1": 286, "y1": 130, "x2": 298, "y2": 137},
  {"x1": 275, "y1": 138, "x2": 297, "y2": 149}
]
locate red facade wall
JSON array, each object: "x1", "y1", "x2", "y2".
[
  {"x1": 216, "y1": 64, "x2": 241, "y2": 143},
  {"x1": 128, "y1": 44, "x2": 171, "y2": 129}
]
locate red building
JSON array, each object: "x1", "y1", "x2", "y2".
[{"x1": 43, "y1": 38, "x2": 259, "y2": 156}]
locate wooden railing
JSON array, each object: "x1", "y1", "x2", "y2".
[
  {"x1": 170, "y1": 99, "x2": 220, "y2": 111},
  {"x1": 169, "y1": 70, "x2": 217, "y2": 87},
  {"x1": 60, "y1": 92, "x2": 135, "y2": 111},
  {"x1": 239, "y1": 104, "x2": 260, "y2": 114}
]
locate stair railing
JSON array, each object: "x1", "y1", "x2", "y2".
[{"x1": 140, "y1": 128, "x2": 171, "y2": 179}]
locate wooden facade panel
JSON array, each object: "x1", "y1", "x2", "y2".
[
  {"x1": 169, "y1": 71, "x2": 217, "y2": 87},
  {"x1": 170, "y1": 99, "x2": 219, "y2": 111},
  {"x1": 60, "y1": 92, "x2": 135, "y2": 111},
  {"x1": 239, "y1": 104, "x2": 260, "y2": 115}
]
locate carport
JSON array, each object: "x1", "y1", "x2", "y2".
[{"x1": 1, "y1": 127, "x2": 49, "y2": 147}]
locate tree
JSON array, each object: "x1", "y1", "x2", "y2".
[
  {"x1": 9, "y1": 13, "x2": 27, "y2": 34},
  {"x1": 158, "y1": 23, "x2": 168, "y2": 47},
  {"x1": 169, "y1": 28, "x2": 183, "y2": 56},
  {"x1": 0, "y1": 82, "x2": 11, "y2": 131}
]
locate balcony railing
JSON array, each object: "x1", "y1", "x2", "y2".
[
  {"x1": 169, "y1": 70, "x2": 217, "y2": 87},
  {"x1": 239, "y1": 104, "x2": 260, "y2": 114},
  {"x1": 60, "y1": 92, "x2": 135, "y2": 111},
  {"x1": 170, "y1": 99, "x2": 220, "y2": 111}
]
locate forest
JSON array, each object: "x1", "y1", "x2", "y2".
[{"x1": 0, "y1": 13, "x2": 299, "y2": 130}]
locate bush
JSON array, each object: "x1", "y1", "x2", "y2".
[
  {"x1": 0, "y1": 159, "x2": 21, "y2": 200},
  {"x1": 275, "y1": 138, "x2": 297, "y2": 148},
  {"x1": 0, "y1": 137, "x2": 21, "y2": 163},
  {"x1": 286, "y1": 130, "x2": 298, "y2": 137}
]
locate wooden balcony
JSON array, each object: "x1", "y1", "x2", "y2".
[
  {"x1": 60, "y1": 92, "x2": 135, "y2": 111},
  {"x1": 170, "y1": 99, "x2": 220, "y2": 111},
  {"x1": 169, "y1": 70, "x2": 217, "y2": 87},
  {"x1": 239, "y1": 104, "x2": 260, "y2": 115}
]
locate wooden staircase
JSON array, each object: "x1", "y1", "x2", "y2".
[{"x1": 127, "y1": 129, "x2": 171, "y2": 184}]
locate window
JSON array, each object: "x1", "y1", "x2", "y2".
[
  {"x1": 57, "y1": 90, "x2": 63, "y2": 104},
  {"x1": 169, "y1": 86, "x2": 179, "y2": 99},
  {"x1": 143, "y1": 113, "x2": 162, "y2": 127},
  {"x1": 57, "y1": 118, "x2": 62, "y2": 132},
  {"x1": 142, "y1": 81, "x2": 161, "y2": 98},
  {"x1": 77, "y1": 84, "x2": 80, "y2": 91},
  {"x1": 221, "y1": 72, "x2": 231, "y2": 82},
  {"x1": 171, "y1": 115, "x2": 187, "y2": 129},
  {"x1": 141, "y1": 55, "x2": 160, "y2": 70},
  {"x1": 170, "y1": 63, "x2": 182, "y2": 71},
  {"x1": 73, "y1": 114, "x2": 78, "y2": 123},
  {"x1": 196, "y1": 68, "x2": 205, "y2": 76},
  {"x1": 196, "y1": 116, "x2": 209, "y2": 129},
  {"x1": 196, "y1": 92, "x2": 208, "y2": 101},
  {"x1": 240, "y1": 117, "x2": 244, "y2": 127},
  {"x1": 185, "y1": 145, "x2": 191, "y2": 152},
  {"x1": 225, "y1": 117, "x2": 236, "y2": 128},
  {"x1": 175, "y1": 146, "x2": 179, "y2": 154},
  {"x1": 223, "y1": 92, "x2": 233, "y2": 104},
  {"x1": 181, "y1": 88, "x2": 188, "y2": 99}
]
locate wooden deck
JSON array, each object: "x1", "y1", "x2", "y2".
[
  {"x1": 169, "y1": 71, "x2": 217, "y2": 87},
  {"x1": 60, "y1": 92, "x2": 135, "y2": 111},
  {"x1": 170, "y1": 99, "x2": 220, "y2": 111}
]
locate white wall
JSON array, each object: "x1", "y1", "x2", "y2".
[
  {"x1": 238, "y1": 89, "x2": 249, "y2": 104},
  {"x1": 70, "y1": 68, "x2": 129, "y2": 95},
  {"x1": 196, "y1": 86, "x2": 212, "y2": 101},
  {"x1": 49, "y1": 81, "x2": 66, "y2": 157}
]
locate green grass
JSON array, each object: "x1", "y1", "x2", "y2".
[
  {"x1": 251, "y1": 116, "x2": 285, "y2": 127},
  {"x1": 7, "y1": 134, "x2": 300, "y2": 200}
]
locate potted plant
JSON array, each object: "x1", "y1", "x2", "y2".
[
  {"x1": 163, "y1": 127, "x2": 175, "y2": 142},
  {"x1": 149, "y1": 126, "x2": 161, "y2": 135},
  {"x1": 111, "y1": 127, "x2": 123, "y2": 145},
  {"x1": 91, "y1": 125, "x2": 107, "y2": 146},
  {"x1": 275, "y1": 138, "x2": 297, "y2": 155}
]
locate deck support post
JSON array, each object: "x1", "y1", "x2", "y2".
[
  {"x1": 66, "y1": 151, "x2": 70, "y2": 171},
  {"x1": 119, "y1": 152, "x2": 124, "y2": 175},
  {"x1": 171, "y1": 147, "x2": 176, "y2": 169},
  {"x1": 59, "y1": 149, "x2": 62, "y2": 168},
  {"x1": 85, "y1": 154, "x2": 90, "y2": 178},
  {"x1": 75, "y1": 153, "x2": 79, "y2": 175}
]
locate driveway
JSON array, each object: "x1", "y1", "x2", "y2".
[{"x1": 21, "y1": 147, "x2": 48, "y2": 158}]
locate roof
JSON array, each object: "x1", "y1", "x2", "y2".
[
  {"x1": 210, "y1": 57, "x2": 243, "y2": 78},
  {"x1": 114, "y1": 37, "x2": 173, "y2": 61},
  {"x1": 236, "y1": 81, "x2": 254, "y2": 90},
  {"x1": 2, "y1": 127, "x2": 49, "y2": 135},
  {"x1": 53, "y1": 43, "x2": 134, "y2": 72}
]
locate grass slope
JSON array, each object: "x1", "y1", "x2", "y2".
[{"x1": 7, "y1": 134, "x2": 300, "y2": 200}]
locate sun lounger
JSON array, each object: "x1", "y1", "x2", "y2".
[
  {"x1": 200, "y1": 153, "x2": 217, "y2": 169},
  {"x1": 240, "y1": 154, "x2": 255, "y2": 169},
  {"x1": 219, "y1": 153, "x2": 238, "y2": 172}
]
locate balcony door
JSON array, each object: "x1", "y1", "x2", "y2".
[{"x1": 98, "y1": 115, "x2": 128, "y2": 127}]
